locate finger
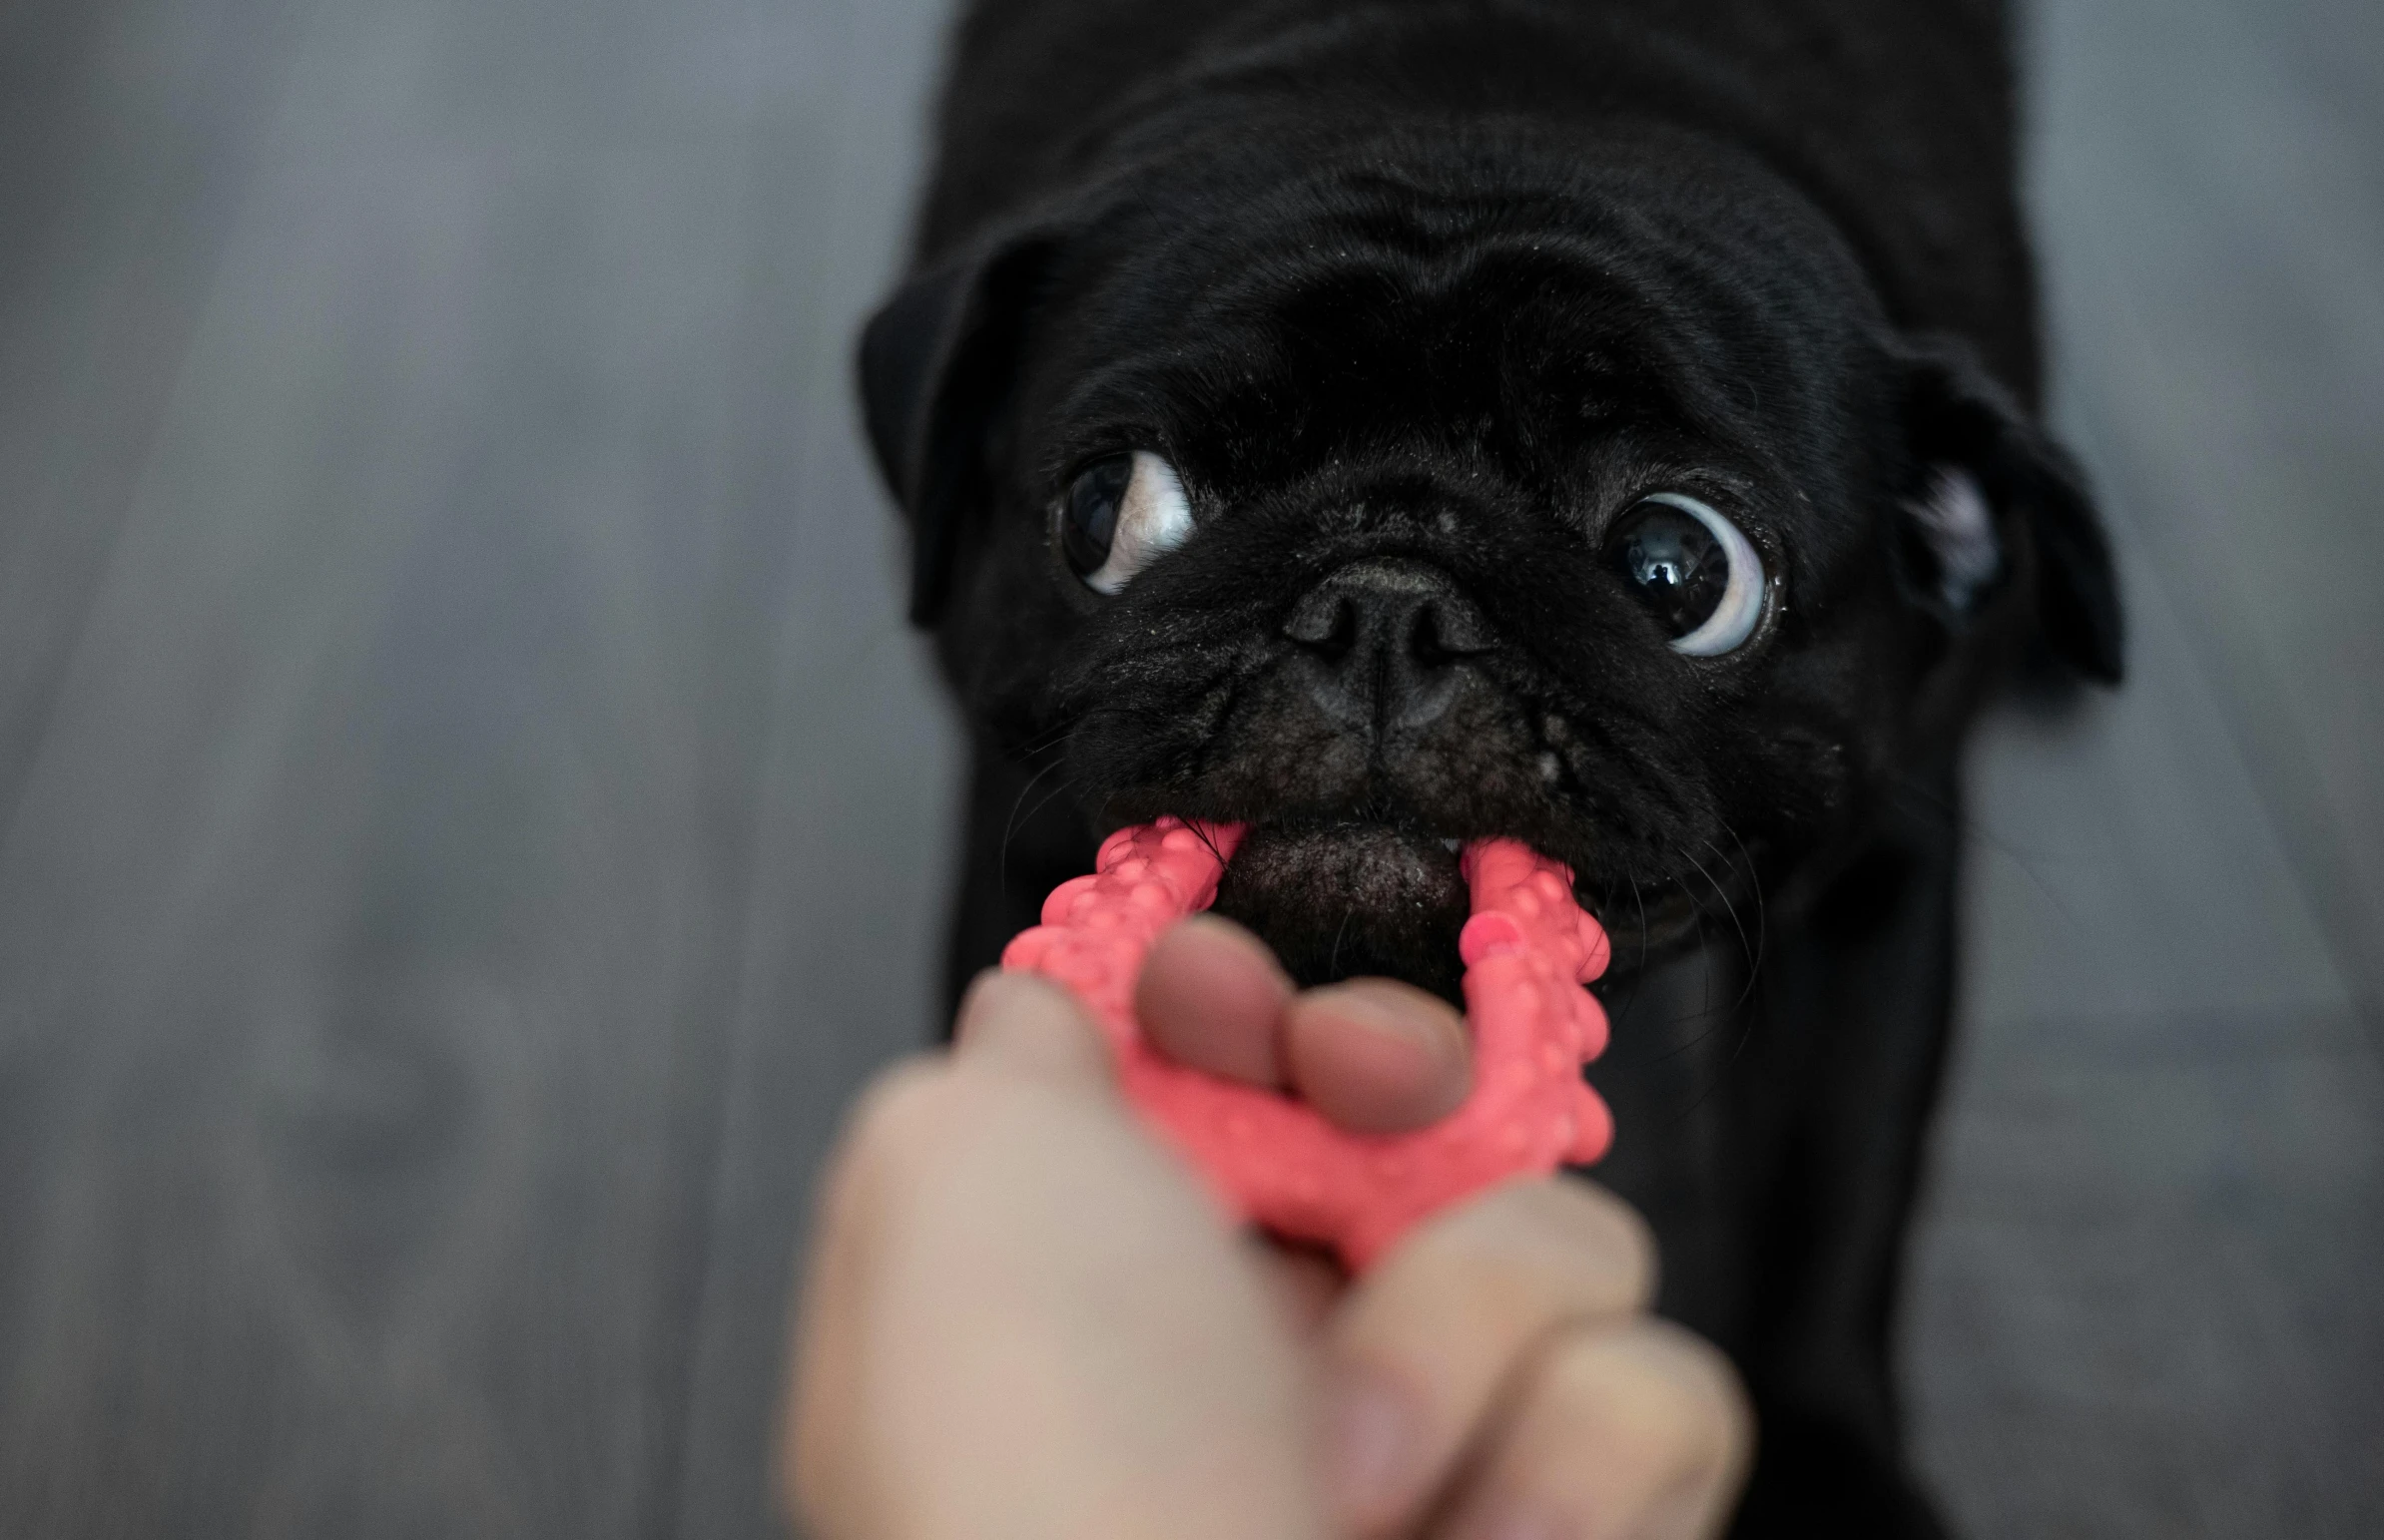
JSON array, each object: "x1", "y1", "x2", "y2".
[
  {"x1": 952, "y1": 968, "x2": 1116, "y2": 1089},
  {"x1": 1443, "y1": 1319, "x2": 1753, "y2": 1540},
  {"x1": 1318, "y1": 1179, "x2": 1657, "y2": 1534},
  {"x1": 782, "y1": 1057, "x2": 944, "y2": 1530},
  {"x1": 1283, "y1": 977, "x2": 1472, "y2": 1133},
  {"x1": 1135, "y1": 914, "x2": 1295, "y2": 1085},
  {"x1": 784, "y1": 1038, "x2": 1328, "y2": 1540}
]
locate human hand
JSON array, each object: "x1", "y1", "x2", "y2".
[
  {"x1": 1136, "y1": 916, "x2": 1755, "y2": 1540},
  {"x1": 782, "y1": 920, "x2": 1751, "y2": 1540}
]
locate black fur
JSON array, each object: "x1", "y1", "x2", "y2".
[{"x1": 861, "y1": 2, "x2": 2122, "y2": 1533}]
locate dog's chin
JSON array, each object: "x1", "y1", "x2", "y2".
[{"x1": 1209, "y1": 821, "x2": 1472, "y2": 1004}]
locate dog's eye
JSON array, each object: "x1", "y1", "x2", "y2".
[
  {"x1": 1057, "y1": 450, "x2": 1193, "y2": 595},
  {"x1": 1604, "y1": 493, "x2": 1766, "y2": 656}
]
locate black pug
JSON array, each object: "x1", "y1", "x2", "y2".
[{"x1": 859, "y1": 0, "x2": 2121, "y2": 1533}]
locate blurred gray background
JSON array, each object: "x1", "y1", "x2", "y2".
[{"x1": 0, "y1": 0, "x2": 2376, "y2": 1535}]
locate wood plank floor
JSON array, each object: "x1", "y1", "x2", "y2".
[
  {"x1": 1905, "y1": 0, "x2": 2384, "y2": 1533},
  {"x1": 0, "y1": 0, "x2": 2374, "y2": 1535}
]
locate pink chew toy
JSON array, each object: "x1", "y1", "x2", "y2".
[{"x1": 1000, "y1": 817, "x2": 1614, "y2": 1270}]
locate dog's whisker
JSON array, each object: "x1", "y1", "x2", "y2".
[
  {"x1": 1679, "y1": 843, "x2": 1754, "y2": 991},
  {"x1": 1014, "y1": 772, "x2": 1083, "y2": 845},
  {"x1": 1695, "y1": 836, "x2": 1765, "y2": 1017},
  {"x1": 1717, "y1": 824, "x2": 1767, "y2": 968},
  {"x1": 1186, "y1": 818, "x2": 1232, "y2": 873},
  {"x1": 1883, "y1": 767, "x2": 2093, "y2": 938},
  {"x1": 1599, "y1": 871, "x2": 1654, "y2": 1052},
  {"x1": 997, "y1": 756, "x2": 1072, "y2": 903}
]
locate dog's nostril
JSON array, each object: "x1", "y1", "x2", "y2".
[
  {"x1": 1410, "y1": 599, "x2": 1493, "y2": 665},
  {"x1": 1426, "y1": 595, "x2": 1493, "y2": 656},
  {"x1": 1284, "y1": 588, "x2": 1357, "y2": 654},
  {"x1": 1410, "y1": 605, "x2": 1447, "y2": 667}
]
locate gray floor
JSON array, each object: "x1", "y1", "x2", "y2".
[{"x1": 0, "y1": 0, "x2": 2374, "y2": 1536}]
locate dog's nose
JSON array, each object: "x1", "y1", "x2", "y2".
[{"x1": 1284, "y1": 558, "x2": 1494, "y2": 732}]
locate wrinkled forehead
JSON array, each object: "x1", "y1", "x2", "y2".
[{"x1": 1030, "y1": 142, "x2": 1886, "y2": 504}]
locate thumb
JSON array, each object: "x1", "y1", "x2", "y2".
[{"x1": 786, "y1": 968, "x2": 1330, "y2": 1540}]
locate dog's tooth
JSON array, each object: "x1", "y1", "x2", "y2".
[{"x1": 1441, "y1": 837, "x2": 1463, "y2": 853}]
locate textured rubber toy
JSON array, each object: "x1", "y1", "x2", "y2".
[{"x1": 1000, "y1": 817, "x2": 1614, "y2": 1270}]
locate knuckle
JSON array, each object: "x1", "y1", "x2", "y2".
[
  {"x1": 829, "y1": 1058, "x2": 968, "y2": 1193},
  {"x1": 850, "y1": 1057, "x2": 958, "y2": 1148},
  {"x1": 1672, "y1": 1329, "x2": 1757, "y2": 1470},
  {"x1": 1557, "y1": 1180, "x2": 1660, "y2": 1301},
  {"x1": 1495, "y1": 1325, "x2": 1752, "y2": 1539},
  {"x1": 1481, "y1": 1178, "x2": 1659, "y2": 1309},
  {"x1": 1599, "y1": 1322, "x2": 1753, "y2": 1469},
  {"x1": 1641, "y1": 1319, "x2": 1744, "y2": 1401},
  {"x1": 1370, "y1": 1179, "x2": 1659, "y2": 1350}
]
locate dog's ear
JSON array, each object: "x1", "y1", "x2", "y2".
[
  {"x1": 859, "y1": 228, "x2": 1062, "y2": 628},
  {"x1": 1891, "y1": 334, "x2": 2124, "y2": 684}
]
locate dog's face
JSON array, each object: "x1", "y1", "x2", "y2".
[{"x1": 866, "y1": 128, "x2": 2119, "y2": 999}]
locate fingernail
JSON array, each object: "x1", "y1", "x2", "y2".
[{"x1": 1325, "y1": 1367, "x2": 1422, "y2": 1524}]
